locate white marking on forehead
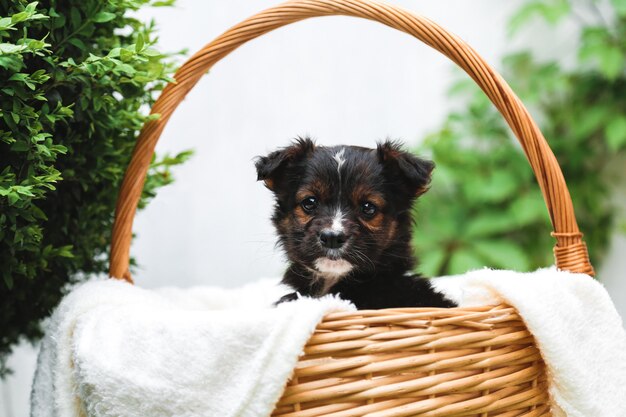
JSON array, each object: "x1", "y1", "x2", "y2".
[
  {"x1": 332, "y1": 148, "x2": 346, "y2": 199},
  {"x1": 333, "y1": 148, "x2": 346, "y2": 174},
  {"x1": 331, "y1": 210, "x2": 344, "y2": 233}
]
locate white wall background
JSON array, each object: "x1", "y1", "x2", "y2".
[{"x1": 2, "y1": 1, "x2": 625, "y2": 415}]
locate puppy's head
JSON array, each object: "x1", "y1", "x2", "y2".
[{"x1": 256, "y1": 137, "x2": 433, "y2": 282}]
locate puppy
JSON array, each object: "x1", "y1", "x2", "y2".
[{"x1": 255, "y1": 137, "x2": 456, "y2": 309}]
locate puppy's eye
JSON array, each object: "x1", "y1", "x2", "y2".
[
  {"x1": 300, "y1": 196, "x2": 318, "y2": 213},
  {"x1": 361, "y1": 202, "x2": 377, "y2": 217}
]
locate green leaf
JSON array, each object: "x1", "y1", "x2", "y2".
[
  {"x1": 417, "y1": 248, "x2": 447, "y2": 277},
  {"x1": 3, "y1": 273, "x2": 13, "y2": 290},
  {"x1": 70, "y1": 8, "x2": 81, "y2": 28},
  {"x1": 25, "y1": 2, "x2": 38, "y2": 13},
  {"x1": 612, "y1": 0, "x2": 626, "y2": 17},
  {"x1": 92, "y1": 12, "x2": 116, "y2": 23},
  {"x1": 508, "y1": 0, "x2": 570, "y2": 35},
  {"x1": 152, "y1": 0, "x2": 176, "y2": 6},
  {"x1": 598, "y1": 47, "x2": 624, "y2": 80},
  {"x1": 11, "y1": 12, "x2": 30, "y2": 24},
  {"x1": 135, "y1": 34, "x2": 144, "y2": 53},
  {"x1": 7, "y1": 191, "x2": 19, "y2": 205},
  {"x1": 68, "y1": 38, "x2": 86, "y2": 50},
  {"x1": 508, "y1": 193, "x2": 547, "y2": 226},
  {"x1": 15, "y1": 186, "x2": 35, "y2": 197},
  {"x1": 142, "y1": 48, "x2": 162, "y2": 57},
  {"x1": 448, "y1": 249, "x2": 487, "y2": 274},
  {"x1": 115, "y1": 62, "x2": 136, "y2": 75},
  {"x1": 119, "y1": 48, "x2": 134, "y2": 62},
  {"x1": 473, "y1": 239, "x2": 531, "y2": 271},
  {"x1": 107, "y1": 47, "x2": 121, "y2": 58},
  {"x1": 56, "y1": 245, "x2": 74, "y2": 258},
  {"x1": 573, "y1": 106, "x2": 611, "y2": 139},
  {"x1": 465, "y1": 212, "x2": 518, "y2": 238},
  {"x1": 11, "y1": 141, "x2": 30, "y2": 152},
  {"x1": 605, "y1": 117, "x2": 626, "y2": 151},
  {"x1": 0, "y1": 17, "x2": 13, "y2": 30},
  {"x1": 51, "y1": 14, "x2": 66, "y2": 29},
  {"x1": 0, "y1": 43, "x2": 27, "y2": 54},
  {"x1": 578, "y1": 27, "x2": 625, "y2": 79},
  {"x1": 464, "y1": 171, "x2": 520, "y2": 203}
]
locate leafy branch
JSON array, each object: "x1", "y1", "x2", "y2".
[{"x1": 414, "y1": 0, "x2": 626, "y2": 276}]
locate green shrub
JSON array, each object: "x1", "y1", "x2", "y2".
[
  {"x1": 415, "y1": 0, "x2": 626, "y2": 276},
  {"x1": 0, "y1": 0, "x2": 189, "y2": 375}
]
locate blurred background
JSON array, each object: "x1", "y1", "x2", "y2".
[{"x1": 2, "y1": 0, "x2": 625, "y2": 415}]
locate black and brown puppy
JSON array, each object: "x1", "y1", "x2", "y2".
[{"x1": 256, "y1": 137, "x2": 455, "y2": 309}]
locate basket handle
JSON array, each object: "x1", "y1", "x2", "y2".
[{"x1": 109, "y1": 0, "x2": 594, "y2": 281}]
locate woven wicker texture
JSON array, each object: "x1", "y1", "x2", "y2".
[
  {"x1": 272, "y1": 306, "x2": 550, "y2": 417},
  {"x1": 105, "y1": 1, "x2": 596, "y2": 415}
]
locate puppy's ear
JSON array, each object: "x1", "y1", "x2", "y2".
[
  {"x1": 377, "y1": 140, "x2": 434, "y2": 197},
  {"x1": 255, "y1": 137, "x2": 315, "y2": 191}
]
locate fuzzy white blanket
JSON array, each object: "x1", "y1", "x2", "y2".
[
  {"x1": 30, "y1": 279, "x2": 353, "y2": 417},
  {"x1": 31, "y1": 268, "x2": 626, "y2": 417}
]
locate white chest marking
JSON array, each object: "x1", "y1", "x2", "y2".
[{"x1": 313, "y1": 258, "x2": 354, "y2": 294}]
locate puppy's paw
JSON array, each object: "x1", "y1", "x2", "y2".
[{"x1": 274, "y1": 291, "x2": 300, "y2": 305}]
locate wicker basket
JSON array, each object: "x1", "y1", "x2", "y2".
[{"x1": 108, "y1": 1, "x2": 595, "y2": 416}]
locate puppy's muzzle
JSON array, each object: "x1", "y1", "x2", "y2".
[{"x1": 319, "y1": 229, "x2": 346, "y2": 249}]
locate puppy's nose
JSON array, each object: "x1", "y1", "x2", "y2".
[{"x1": 319, "y1": 230, "x2": 347, "y2": 249}]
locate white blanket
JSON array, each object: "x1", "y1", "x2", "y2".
[
  {"x1": 31, "y1": 268, "x2": 626, "y2": 417},
  {"x1": 30, "y1": 279, "x2": 353, "y2": 417}
]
